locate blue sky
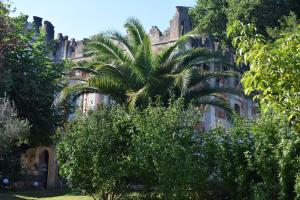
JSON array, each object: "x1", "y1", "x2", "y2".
[{"x1": 12, "y1": 0, "x2": 196, "y2": 40}]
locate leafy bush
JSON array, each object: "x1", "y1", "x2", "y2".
[
  {"x1": 228, "y1": 19, "x2": 300, "y2": 131},
  {"x1": 129, "y1": 100, "x2": 204, "y2": 199},
  {"x1": 58, "y1": 98, "x2": 300, "y2": 199},
  {"x1": 0, "y1": 97, "x2": 29, "y2": 180},
  {"x1": 203, "y1": 113, "x2": 300, "y2": 200},
  {"x1": 57, "y1": 100, "x2": 206, "y2": 199},
  {"x1": 57, "y1": 105, "x2": 133, "y2": 200},
  {"x1": 0, "y1": 97, "x2": 29, "y2": 153}
]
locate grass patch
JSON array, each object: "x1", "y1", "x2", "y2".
[{"x1": 0, "y1": 190, "x2": 93, "y2": 200}]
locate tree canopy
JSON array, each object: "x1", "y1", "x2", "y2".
[
  {"x1": 190, "y1": 0, "x2": 300, "y2": 41},
  {"x1": 0, "y1": 2, "x2": 65, "y2": 145},
  {"x1": 228, "y1": 19, "x2": 300, "y2": 131}
]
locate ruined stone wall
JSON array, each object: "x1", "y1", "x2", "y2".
[
  {"x1": 46, "y1": 6, "x2": 255, "y2": 130},
  {"x1": 149, "y1": 6, "x2": 192, "y2": 52},
  {"x1": 28, "y1": 6, "x2": 255, "y2": 130},
  {"x1": 53, "y1": 34, "x2": 86, "y2": 63},
  {"x1": 31, "y1": 16, "x2": 55, "y2": 45},
  {"x1": 20, "y1": 146, "x2": 57, "y2": 189},
  {"x1": 148, "y1": 7, "x2": 255, "y2": 130}
]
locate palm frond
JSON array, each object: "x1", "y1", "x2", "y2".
[
  {"x1": 96, "y1": 63, "x2": 129, "y2": 83},
  {"x1": 85, "y1": 34, "x2": 132, "y2": 66},
  {"x1": 126, "y1": 85, "x2": 149, "y2": 109},
  {"x1": 87, "y1": 75, "x2": 127, "y2": 102},
  {"x1": 186, "y1": 87, "x2": 243, "y2": 101},
  {"x1": 172, "y1": 48, "x2": 222, "y2": 73},
  {"x1": 60, "y1": 83, "x2": 102, "y2": 103},
  {"x1": 71, "y1": 66, "x2": 98, "y2": 75},
  {"x1": 192, "y1": 96, "x2": 234, "y2": 116},
  {"x1": 226, "y1": 63, "x2": 249, "y2": 74},
  {"x1": 107, "y1": 31, "x2": 134, "y2": 59},
  {"x1": 133, "y1": 36, "x2": 153, "y2": 82},
  {"x1": 156, "y1": 33, "x2": 201, "y2": 66},
  {"x1": 189, "y1": 70, "x2": 238, "y2": 87},
  {"x1": 68, "y1": 77, "x2": 87, "y2": 81},
  {"x1": 88, "y1": 73, "x2": 125, "y2": 91},
  {"x1": 124, "y1": 17, "x2": 147, "y2": 47},
  {"x1": 168, "y1": 69, "x2": 192, "y2": 96},
  {"x1": 155, "y1": 48, "x2": 221, "y2": 77},
  {"x1": 74, "y1": 60, "x2": 91, "y2": 67}
]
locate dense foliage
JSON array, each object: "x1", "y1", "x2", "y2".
[
  {"x1": 190, "y1": 0, "x2": 300, "y2": 41},
  {"x1": 129, "y1": 101, "x2": 203, "y2": 199},
  {"x1": 207, "y1": 113, "x2": 300, "y2": 200},
  {"x1": 57, "y1": 105, "x2": 132, "y2": 200},
  {"x1": 0, "y1": 97, "x2": 29, "y2": 152},
  {"x1": 0, "y1": 1, "x2": 14, "y2": 94},
  {"x1": 190, "y1": 0, "x2": 228, "y2": 41},
  {"x1": 62, "y1": 18, "x2": 239, "y2": 113},
  {"x1": 227, "y1": 19, "x2": 300, "y2": 130},
  {"x1": 0, "y1": 2, "x2": 65, "y2": 145},
  {"x1": 0, "y1": 97, "x2": 29, "y2": 180},
  {"x1": 1, "y1": 0, "x2": 300, "y2": 198},
  {"x1": 57, "y1": 100, "x2": 205, "y2": 200},
  {"x1": 58, "y1": 98, "x2": 300, "y2": 199}
]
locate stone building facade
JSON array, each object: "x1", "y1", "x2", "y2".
[
  {"x1": 149, "y1": 6, "x2": 255, "y2": 130},
  {"x1": 47, "y1": 6, "x2": 255, "y2": 130},
  {"x1": 20, "y1": 6, "x2": 255, "y2": 189},
  {"x1": 18, "y1": 146, "x2": 57, "y2": 189}
]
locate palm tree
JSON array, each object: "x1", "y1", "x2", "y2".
[{"x1": 62, "y1": 18, "x2": 240, "y2": 113}]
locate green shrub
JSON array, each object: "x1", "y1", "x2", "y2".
[
  {"x1": 58, "y1": 99, "x2": 300, "y2": 200},
  {"x1": 57, "y1": 100, "x2": 206, "y2": 199},
  {"x1": 204, "y1": 113, "x2": 300, "y2": 200}
]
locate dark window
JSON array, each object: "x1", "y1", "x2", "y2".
[
  {"x1": 180, "y1": 21, "x2": 185, "y2": 35},
  {"x1": 216, "y1": 78, "x2": 220, "y2": 87},
  {"x1": 203, "y1": 63, "x2": 210, "y2": 71},
  {"x1": 215, "y1": 108, "x2": 226, "y2": 119},
  {"x1": 234, "y1": 104, "x2": 241, "y2": 115}
]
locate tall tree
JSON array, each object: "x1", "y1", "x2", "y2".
[
  {"x1": 190, "y1": 0, "x2": 228, "y2": 41},
  {"x1": 228, "y1": 19, "x2": 300, "y2": 130},
  {"x1": 62, "y1": 18, "x2": 239, "y2": 112},
  {"x1": 190, "y1": 0, "x2": 300, "y2": 41},
  {"x1": 0, "y1": 2, "x2": 65, "y2": 145},
  {"x1": 0, "y1": 1, "x2": 14, "y2": 94}
]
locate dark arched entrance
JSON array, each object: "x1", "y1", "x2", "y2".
[{"x1": 39, "y1": 150, "x2": 49, "y2": 188}]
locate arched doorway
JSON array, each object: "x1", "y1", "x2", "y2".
[{"x1": 38, "y1": 150, "x2": 49, "y2": 188}]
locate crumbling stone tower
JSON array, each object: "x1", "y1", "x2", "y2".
[{"x1": 150, "y1": 6, "x2": 192, "y2": 52}]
